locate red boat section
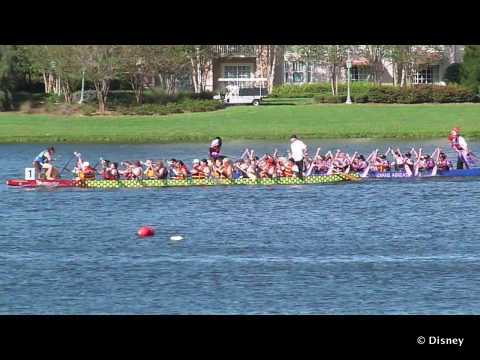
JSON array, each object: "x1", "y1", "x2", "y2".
[{"x1": 6, "y1": 179, "x2": 76, "y2": 188}]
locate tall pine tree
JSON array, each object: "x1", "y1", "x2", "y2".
[{"x1": 460, "y1": 45, "x2": 480, "y2": 92}]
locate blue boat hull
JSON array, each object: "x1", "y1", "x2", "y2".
[{"x1": 367, "y1": 168, "x2": 480, "y2": 178}]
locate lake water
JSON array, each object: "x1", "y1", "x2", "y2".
[{"x1": 1, "y1": 139, "x2": 479, "y2": 314}]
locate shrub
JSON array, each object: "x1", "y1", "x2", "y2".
[
  {"x1": 314, "y1": 95, "x2": 347, "y2": 103},
  {"x1": 354, "y1": 94, "x2": 369, "y2": 103},
  {"x1": 444, "y1": 63, "x2": 462, "y2": 84},
  {"x1": 72, "y1": 90, "x2": 98, "y2": 104},
  {"x1": 19, "y1": 100, "x2": 34, "y2": 113},
  {"x1": 179, "y1": 91, "x2": 215, "y2": 101},
  {"x1": 114, "y1": 99, "x2": 224, "y2": 116},
  {"x1": 272, "y1": 82, "x2": 373, "y2": 98},
  {"x1": 0, "y1": 89, "x2": 13, "y2": 111},
  {"x1": 79, "y1": 103, "x2": 98, "y2": 116},
  {"x1": 143, "y1": 90, "x2": 178, "y2": 105},
  {"x1": 366, "y1": 86, "x2": 400, "y2": 103},
  {"x1": 431, "y1": 85, "x2": 477, "y2": 103},
  {"x1": 45, "y1": 93, "x2": 64, "y2": 104},
  {"x1": 409, "y1": 85, "x2": 434, "y2": 103}
]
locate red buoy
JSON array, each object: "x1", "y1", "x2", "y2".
[{"x1": 138, "y1": 226, "x2": 155, "y2": 237}]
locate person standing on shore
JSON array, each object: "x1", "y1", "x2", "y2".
[
  {"x1": 448, "y1": 127, "x2": 470, "y2": 169},
  {"x1": 289, "y1": 135, "x2": 307, "y2": 179}
]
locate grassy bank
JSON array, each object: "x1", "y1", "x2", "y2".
[{"x1": 1, "y1": 103, "x2": 480, "y2": 143}]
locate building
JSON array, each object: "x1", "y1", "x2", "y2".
[
  {"x1": 191, "y1": 45, "x2": 465, "y2": 93},
  {"x1": 283, "y1": 45, "x2": 465, "y2": 86},
  {"x1": 206, "y1": 45, "x2": 284, "y2": 92}
]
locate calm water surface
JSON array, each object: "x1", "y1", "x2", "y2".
[{"x1": 0, "y1": 139, "x2": 479, "y2": 314}]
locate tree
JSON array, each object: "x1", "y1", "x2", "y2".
[
  {"x1": 460, "y1": 45, "x2": 480, "y2": 92},
  {"x1": 150, "y1": 46, "x2": 191, "y2": 95},
  {"x1": 118, "y1": 45, "x2": 149, "y2": 104},
  {"x1": 184, "y1": 45, "x2": 214, "y2": 93},
  {"x1": 293, "y1": 45, "x2": 348, "y2": 95},
  {"x1": 443, "y1": 63, "x2": 461, "y2": 84},
  {"x1": 355, "y1": 45, "x2": 388, "y2": 84},
  {"x1": 262, "y1": 45, "x2": 285, "y2": 94},
  {"x1": 48, "y1": 46, "x2": 82, "y2": 103},
  {"x1": 0, "y1": 45, "x2": 16, "y2": 110},
  {"x1": 385, "y1": 45, "x2": 444, "y2": 87},
  {"x1": 25, "y1": 45, "x2": 59, "y2": 94},
  {"x1": 77, "y1": 45, "x2": 122, "y2": 113}
]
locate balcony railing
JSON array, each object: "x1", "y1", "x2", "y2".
[{"x1": 212, "y1": 45, "x2": 257, "y2": 58}]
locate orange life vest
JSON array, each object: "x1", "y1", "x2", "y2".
[
  {"x1": 192, "y1": 165, "x2": 206, "y2": 179},
  {"x1": 283, "y1": 164, "x2": 294, "y2": 177},
  {"x1": 80, "y1": 166, "x2": 96, "y2": 180},
  {"x1": 145, "y1": 167, "x2": 156, "y2": 179}
]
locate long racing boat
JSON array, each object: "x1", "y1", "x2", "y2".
[{"x1": 6, "y1": 173, "x2": 356, "y2": 189}]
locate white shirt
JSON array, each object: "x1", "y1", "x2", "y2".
[
  {"x1": 290, "y1": 139, "x2": 307, "y2": 162},
  {"x1": 458, "y1": 136, "x2": 468, "y2": 153}
]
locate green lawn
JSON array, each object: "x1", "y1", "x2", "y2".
[{"x1": 1, "y1": 103, "x2": 480, "y2": 143}]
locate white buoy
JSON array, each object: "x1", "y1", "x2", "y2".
[{"x1": 170, "y1": 235, "x2": 184, "y2": 241}]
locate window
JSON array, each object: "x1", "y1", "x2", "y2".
[
  {"x1": 351, "y1": 66, "x2": 370, "y2": 82},
  {"x1": 293, "y1": 72, "x2": 304, "y2": 83},
  {"x1": 413, "y1": 66, "x2": 433, "y2": 84},
  {"x1": 285, "y1": 61, "x2": 310, "y2": 83},
  {"x1": 291, "y1": 61, "x2": 305, "y2": 72},
  {"x1": 224, "y1": 64, "x2": 252, "y2": 79}
]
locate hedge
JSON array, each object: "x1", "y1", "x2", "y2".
[
  {"x1": 314, "y1": 95, "x2": 347, "y2": 104},
  {"x1": 273, "y1": 83, "x2": 478, "y2": 103},
  {"x1": 271, "y1": 82, "x2": 372, "y2": 98},
  {"x1": 113, "y1": 99, "x2": 225, "y2": 116}
]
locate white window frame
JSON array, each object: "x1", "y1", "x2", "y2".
[
  {"x1": 222, "y1": 63, "x2": 254, "y2": 80},
  {"x1": 413, "y1": 65, "x2": 434, "y2": 84},
  {"x1": 284, "y1": 61, "x2": 312, "y2": 84}
]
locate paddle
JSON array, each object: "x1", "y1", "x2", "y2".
[
  {"x1": 431, "y1": 147, "x2": 440, "y2": 177},
  {"x1": 337, "y1": 172, "x2": 361, "y2": 181},
  {"x1": 414, "y1": 148, "x2": 422, "y2": 177},
  {"x1": 59, "y1": 154, "x2": 76, "y2": 176},
  {"x1": 234, "y1": 163, "x2": 255, "y2": 179}
]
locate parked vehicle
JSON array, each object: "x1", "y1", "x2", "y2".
[{"x1": 215, "y1": 78, "x2": 267, "y2": 106}]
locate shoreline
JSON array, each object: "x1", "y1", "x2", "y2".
[
  {"x1": 2, "y1": 103, "x2": 480, "y2": 143},
  {"x1": 1, "y1": 134, "x2": 478, "y2": 144}
]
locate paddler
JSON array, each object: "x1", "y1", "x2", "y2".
[
  {"x1": 33, "y1": 146, "x2": 57, "y2": 180},
  {"x1": 221, "y1": 158, "x2": 234, "y2": 179},
  {"x1": 143, "y1": 160, "x2": 156, "y2": 179},
  {"x1": 283, "y1": 158, "x2": 299, "y2": 177},
  {"x1": 191, "y1": 159, "x2": 206, "y2": 179},
  {"x1": 448, "y1": 127, "x2": 470, "y2": 169},
  {"x1": 391, "y1": 148, "x2": 406, "y2": 171},
  {"x1": 173, "y1": 160, "x2": 189, "y2": 180},
  {"x1": 404, "y1": 152, "x2": 414, "y2": 175},
  {"x1": 437, "y1": 152, "x2": 452, "y2": 172},
  {"x1": 132, "y1": 161, "x2": 143, "y2": 179},
  {"x1": 101, "y1": 161, "x2": 120, "y2": 180},
  {"x1": 72, "y1": 152, "x2": 94, "y2": 180},
  {"x1": 154, "y1": 160, "x2": 168, "y2": 179},
  {"x1": 80, "y1": 161, "x2": 96, "y2": 180},
  {"x1": 73, "y1": 155, "x2": 96, "y2": 180}
]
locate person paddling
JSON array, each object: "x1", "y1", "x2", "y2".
[
  {"x1": 289, "y1": 135, "x2": 307, "y2": 179},
  {"x1": 33, "y1": 146, "x2": 57, "y2": 180},
  {"x1": 449, "y1": 127, "x2": 470, "y2": 169}
]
